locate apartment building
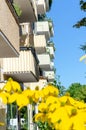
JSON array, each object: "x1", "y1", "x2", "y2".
[{"x1": 0, "y1": 0, "x2": 55, "y2": 129}]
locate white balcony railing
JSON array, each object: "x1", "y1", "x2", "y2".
[
  {"x1": 34, "y1": 35, "x2": 46, "y2": 54},
  {"x1": 46, "y1": 46, "x2": 55, "y2": 59},
  {"x1": 20, "y1": 23, "x2": 33, "y2": 36},
  {"x1": 37, "y1": 54, "x2": 52, "y2": 71},
  {"x1": 50, "y1": 61, "x2": 54, "y2": 70},
  {"x1": 43, "y1": 71, "x2": 55, "y2": 82},
  {"x1": 3, "y1": 47, "x2": 39, "y2": 82},
  {"x1": 24, "y1": 79, "x2": 47, "y2": 90},
  {"x1": 34, "y1": 21, "x2": 54, "y2": 40}
]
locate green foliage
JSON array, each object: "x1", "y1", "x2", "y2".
[
  {"x1": 80, "y1": 0, "x2": 86, "y2": 11},
  {"x1": 66, "y1": 83, "x2": 86, "y2": 102},
  {"x1": 73, "y1": 0, "x2": 86, "y2": 28},
  {"x1": 20, "y1": 107, "x2": 27, "y2": 119},
  {"x1": 13, "y1": 3, "x2": 22, "y2": 17},
  {"x1": 52, "y1": 75, "x2": 66, "y2": 96},
  {"x1": 73, "y1": 0, "x2": 86, "y2": 53},
  {"x1": 38, "y1": 14, "x2": 47, "y2": 21},
  {"x1": 49, "y1": 0, "x2": 53, "y2": 10},
  {"x1": 20, "y1": 107, "x2": 28, "y2": 130},
  {"x1": 37, "y1": 121, "x2": 53, "y2": 130},
  {"x1": 73, "y1": 17, "x2": 86, "y2": 28},
  {"x1": 80, "y1": 43, "x2": 86, "y2": 53}
]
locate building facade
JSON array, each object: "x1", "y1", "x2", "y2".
[{"x1": 0, "y1": 0, "x2": 55, "y2": 129}]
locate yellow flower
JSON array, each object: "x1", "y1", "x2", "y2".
[
  {"x1": 39, "y1": 90, "x2": 44, "y2": 98},
  {"x1": 64, "y1": 105, "x2": 77, "y2": 117},
  {"x1": 43, "y1": 85, "x2": 59, "y2": 97},
  {"x1": 80, "y1": 54, "x2": 86, "y2": 62},
  {"x1": 38, "y1": 103, "x2": 47, "y2": 112},
  {"x1": 8, "y1": 93, "x2": 18, "y2": 103},
  {"x1": 23, "y1": 89, "x2": 34, "y2": 97},
  {"x1": 2, "y1": 81, "x2": 11, "y2": 92},
  {"x1": 74, "y1": 100, "x2": 86, "y2": 109},
  {"x1": 34, "y1": 113, "x2": 46, "y2": 122},
  {"x1": 2, "y1": 78, "x2": 21, "y2": 93},
  {"x1": 0, "y1": 122, "x2": 4, "y2": 126},
  {"x1": 16, "y1": 94, "x2": 29, "y2": 109},
  {"x1": 42, "y1": 87, "x2": 50, "y2": 96},
  {"x1": 10, "y1": 78, "x2": 21, "y2": 92},
  {"x1": 33, "y1": 91, "x2": 41, "y2": 103},
  {"x1": 51, "y1": 107, "x2": 69, "y2": 123},
  {"x1": 48, "y1": 85, "x2": 59, "y2": 96},
  {"x1": 59, "y1": 96, "x2": 76, "y2": 106},
  {"x1": 46, "y1": 96, "x2": 60, "y2": 106},
  {"x1": 51, "y1": 107, "x2": 72, "y2": 130},
  {"x1": 35, "y1": 86, "x2": 40, "y2": 90},
  {"x1": 0, "y1": 92, "x2": 7, "y2": 104},
  {"x1": 70, "y1": 114, "x2": 86, "y2": 130},
  {"x1": 49, "y1": 103, "x2": 60, "y2": 112}
]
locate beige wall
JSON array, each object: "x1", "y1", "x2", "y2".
[{"x1": 0, "y1": 0, "x2": 19, "y2": 53}]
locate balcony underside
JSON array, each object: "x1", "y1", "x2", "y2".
[
  {"x1": 37, "y1": 54, "x2": 51, "y2": 71},
  {"x1": 14, "y1": 0, "x2": 37, "y2": 22},
  {"x1": 3, "y1": 71, "x2": 38, "y2": 83},
  {"x1": 0, "y1": 31, "x2": 19, "y2": 57},
  {"x1": 37, "y1": 0, "x2": 46, "y2": 14},
  {"x1": 35, "y1": 47, "x2": 46, "y2": 54},
  {"x1": 39, "y1": 65, "x2": 51, "y2": 71}
]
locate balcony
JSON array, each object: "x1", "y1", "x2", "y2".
[
  {"x1": 45, "y1": 0, "x2": 53, "y2": 11},
  {"x1": 24, "y1": 78, "x2": 47, "y2": 90},
  {"x1": 34, "y1": 21, "x2": 54, "y2": 40},
  {"x1": 43, "y1": 71, "x2": 55, "y2": 82},
  {"x1": 3, "y1": 47, "x2": 39, "y2": 82},
  {"x1": 34, "y1": 35, "x2": 46, "y2": 54},
  {"x1": 20, "y1": 23, "x2": 33, "y2": 36},
  {"x1": 37, "y1": 54, "x2": 52, "y2": 71},
  {"x1": 14, "y1": 0, "x2": 38, "y2": 22},
  {"x1": 50, "y1": 61, "x2": 54, "y2": 70},
  {"x1": 20, "y1": 34, "x2": 34, "y2": 48},
  {"x1": 36, "y1": 0, "x2": 46, "y2": 14},
  {"x1": 0, "y1": 0, "x2": 19, "y2": 57},
  {"x1": 20, "y1": 23, "x2": 34, "y2": 47},
  {"x1": 45, "y1": 0, "x2": 49, "y2": 11},
  {"x1": 46, "y1": 46, "x2": 55, "y2": 59}
]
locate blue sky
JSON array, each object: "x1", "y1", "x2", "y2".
[{"x1": 47, "y1": 0, "x2": 86, "y2": 88}]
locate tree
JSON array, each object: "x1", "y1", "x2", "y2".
[
  {"x1": 52, "y1": 75, "x2": 66, "y2": 96},
  {"x1": 80, "y1": 43, "x2": 86, "y2": 53},
  {"x1": 66, "y1": 83, "x2": 86, "y2": 102},
  {"x1": 73, "y1": 0, "x2": 86, "y2": 28},
  {"x1": 73, "y1": 0, "x2": 86, "y2": 58}
]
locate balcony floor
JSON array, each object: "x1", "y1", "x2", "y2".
[{"x1": 4, "y1": 71, "x2": 38, "y2": 83}]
